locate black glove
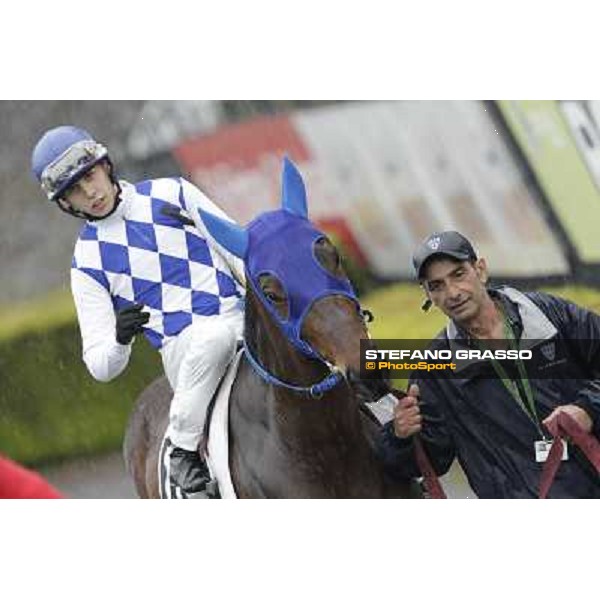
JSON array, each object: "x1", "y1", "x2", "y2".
[{"x1": 116, "y1": 303, "x2": 150, "y2": 345}]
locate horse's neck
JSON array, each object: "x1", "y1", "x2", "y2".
[
  {"x1": 249, "y1": 322, "x2": 371, "y2": 464},
  {"x1": 252, "y1": 332, "x2": 362, "y2": 438},
  {"x1": 272, "y1": 374, "x2": 349, "y2": 417},
  {"x1": 233, "y1": 297, "x2": 382, "y2": 497},
  {"x1": 252, "y1": 384, "x2": 382, "y2": 497}
]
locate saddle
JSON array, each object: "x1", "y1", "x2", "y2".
[{"x1": 201, "y1": 348, "x2": 245, "y2": 499}]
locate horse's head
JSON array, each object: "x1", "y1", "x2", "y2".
[{"x1": 199, "y1": 158, "x2": 389, "y2": 400}]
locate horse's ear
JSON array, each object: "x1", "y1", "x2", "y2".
[
  {"x1": 197, "y1": 208, "x2": 248, "y2": 259},
  {"x1": 281, "y1": 156, "x2": 308, "y2": 218}
]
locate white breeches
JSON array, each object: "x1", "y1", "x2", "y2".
[{"x1": 160, "y1": 313, "x2": 243, "y2": 451}]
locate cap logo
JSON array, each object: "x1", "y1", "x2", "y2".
[{"x1": 427, "y1": 236, "x2": 441, "y2": 250}]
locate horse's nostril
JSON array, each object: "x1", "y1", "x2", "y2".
[
  {"x1": 346, "y1": 366, "x2": 391, "y2": 403},
  {"x1": 346, "y1": 368, "x2": 360, "y2": 384}
]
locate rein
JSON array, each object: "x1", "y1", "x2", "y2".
[{"x1": 242, "y1": 340, "x2": 344, "y2": 399}]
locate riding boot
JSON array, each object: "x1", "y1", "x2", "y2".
[{"x1": 159, "y1": 437, "x2": 220, "y2": 499}]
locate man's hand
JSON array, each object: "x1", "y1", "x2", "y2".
[
  {"x1": 116, "y1": 303, "x2": 150, "y2": 345},
  {"x1": 543, "y1": 404, "x2": 593, "y2": 435},
  {"x1": 393, "y1": 383, "x2": 422, "y2": 439}
]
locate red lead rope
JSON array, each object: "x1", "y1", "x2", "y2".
[
  {"x1": 539, "y1": 412, "x2": 600, "y2": 499},
  {"x1": 414, "y1": 436, "x2": 447, "y2": 499},
  {"x1": 410, "y1": 413, "x2": 600, "y2": 500},
  {"x1": 388, "y1": 389, "x2": 448, "y2": 499}
]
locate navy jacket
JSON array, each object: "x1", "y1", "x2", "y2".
[{"x1": 377, "y1": 287, "x2": 600, "y2": 498}]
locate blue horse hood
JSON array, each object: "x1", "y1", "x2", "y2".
[
  {"x1": 197, "y1": 157, "x2": 358, "y2": 358},
  {"x1": 246, "y1": 209, "x2": 357, "y2": 357}
]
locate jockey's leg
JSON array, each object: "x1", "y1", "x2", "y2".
[{"x1": 159, "y1": 317, "x2": 240, "y2": 499}]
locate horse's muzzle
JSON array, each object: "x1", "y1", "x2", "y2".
[{"x1": 346, "y1": 366, "x2": 391, "y2": 403}]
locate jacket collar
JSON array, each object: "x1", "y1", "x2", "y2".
[{"x1": 446, "y1": 286, "x2": 556, "y2": 344}]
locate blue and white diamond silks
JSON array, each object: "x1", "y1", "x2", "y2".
[{"x1": 71, "y1": 177, "x2": 243, "y2": 349}]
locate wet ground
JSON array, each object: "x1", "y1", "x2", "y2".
[
  {"x1": 41, "y1": 452, "x2": 137, "y2": 499},
  {"x1": 41, "y1": 452, "x2": 476, "y2": 499},
  {"x1": 440, "y1": 462, "x2": 476, "y2": 499}
]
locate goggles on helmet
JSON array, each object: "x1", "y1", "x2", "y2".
[{"x1": 40, "y1": 139, "x2": 108, "y2": 201}]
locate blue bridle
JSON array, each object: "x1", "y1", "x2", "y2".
[{"x1": 242, "y1": 339, "x2": 344, "y2": 399}]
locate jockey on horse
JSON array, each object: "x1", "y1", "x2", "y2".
[{"x1": 31, "y1": 126, "x2": 245, "y2": 499}]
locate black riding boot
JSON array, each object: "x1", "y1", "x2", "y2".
[{"x1": 159, "y1": 437, "x2": 220, "y2": 499}]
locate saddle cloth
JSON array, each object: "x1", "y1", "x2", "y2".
[{"x1": 205, "y1": 348, "x2": 244, "y2": 499}]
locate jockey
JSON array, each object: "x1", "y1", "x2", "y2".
[{"x1": 31, "y1": 126, "x2": 245, "y2": 499}]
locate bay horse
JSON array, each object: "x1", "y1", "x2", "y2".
[{"x1": 124, "y1": 158, "x2": 421, "y2": 498}]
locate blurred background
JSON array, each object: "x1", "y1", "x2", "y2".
[{"x1": 2, "y1": 99, "x2": 600, "y2": 498}]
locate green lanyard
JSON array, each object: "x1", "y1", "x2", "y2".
[{"x1": 487, "y1": 314, "x2": 545, "y2": 438}]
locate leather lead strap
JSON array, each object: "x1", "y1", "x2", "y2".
[
  {"x1": 389, "y1": 389, "x2": 448, "y2": 499},
  {"x1": 539, "y1": 412, "x2": 600, "y2": 499},
  {"x1": 414, "y1": 436, "x2": 447, "y2": 499},
  {"x1": 408, "y1": 408, "x2": 600, "y2": 499}
]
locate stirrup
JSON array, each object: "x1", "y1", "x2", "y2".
[{"x1": 159, "y1": 437, "x2": 220, "y2": 499}]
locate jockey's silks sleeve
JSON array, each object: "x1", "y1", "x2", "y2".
[
  {"x1": 71, "y1": 268, "x2": 133, "y2": 382},
  {"x1": 180, "y1": 178, "x2": 246, "y2": 288}
]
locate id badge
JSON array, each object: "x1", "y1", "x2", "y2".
[
  {"x1": 534, "y1": 439, "x2": 569, "y2": 463},
  {"x1": 365, "y1": 393, "x2": 398, "y2": 425}
]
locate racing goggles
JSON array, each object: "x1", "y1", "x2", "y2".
[{"x1": 41, "y1": 140, "x2": 108, "y2": 200}]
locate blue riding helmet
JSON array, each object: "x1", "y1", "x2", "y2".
[{"x1": 31, "y1": 126, "x2": 109, "y2": 201}]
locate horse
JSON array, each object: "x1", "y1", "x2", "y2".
[{"x1": 123, "y1": 158, "x2": 422, "y2": 498}]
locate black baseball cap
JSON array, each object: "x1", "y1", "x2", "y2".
[{"x1": 412, "y1": 231, "x2": 478, "y2": 280}]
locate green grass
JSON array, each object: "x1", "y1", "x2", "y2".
[
  {"x1": 0, "y1": 324, "x2": 162, "y2": 465},
  {"x1": 0, "y1": 288, "x2": 162, "y2": 465},
  {"x1": 362, "y1": 283, "x2": 446, "y2": 339},
  {"x1": 0, "y1": 288, "x2": 76, "y2": 342}
]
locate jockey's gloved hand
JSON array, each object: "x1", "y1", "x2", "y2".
[{"x1": 116, "y1": 303, "x2": 150, "y2": 345}]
